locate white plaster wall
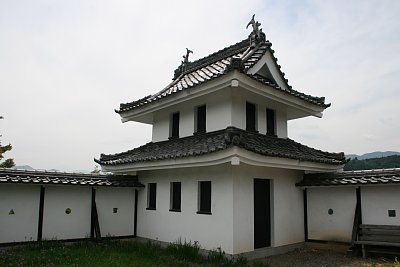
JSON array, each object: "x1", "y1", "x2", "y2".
[
  {"x1": 42, "y1": 186, "x2": 91, "y2": 240},
  {"x1": 272, "y1": 169, "x2": 304, "y2": 246},
  {"x1": 232, "y1": 165, "x2": 304, "y2": 253},
  {"x1": 152, "y1": 111, "x2": 170, "y2": 142},
  {"x1": 136, "y1": 165, "x2": 234, "y2": 254},
  {"x1": 96, "y1": 187, "x2": 135, "y2": 237},
  {"x1": 0, "y1": 185, "x2": 40, "y2": 243},
  {"x1": 206, "y1": 90, "x2": 232, "y2": 132},
  {"x1": 361, "y1": 186, "x2": 400, "y2": 225},
  {"x1": 151, "y1": 90, "x2": 232, "y2": 142},
  {"x1": 231, "y1": 88, "x2": 288, "y2": 138},
  {"x1": 276, "y1": 110, "x2": 287, "y2": 138},
  {"x1": 307, "y1": 187, "x2": 356, "y2": 242}
]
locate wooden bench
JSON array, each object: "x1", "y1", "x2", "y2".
[{"x1": 354, "y1": 224, "x2": 400, "y2": 258}]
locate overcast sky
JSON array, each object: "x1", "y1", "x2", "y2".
[{"x1": 1, "y1": 0, "x2": 399, "y2": 172}]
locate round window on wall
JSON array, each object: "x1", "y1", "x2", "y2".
[{"x1": 65, "y1": 208, "x2": 72, "y2": 214}]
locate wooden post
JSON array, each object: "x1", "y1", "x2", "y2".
[
  {"x1": 303, "y1": 188, "x2": 308, "y2": 241},
  {"x1": 37, "y1": 186, "x2": 45, "y2": 241},
  {"x1": 91, "y1": 188, "x2": 101, "y2": 239},
  {"x1": 134, "y1": 189, "x2": 138, "y2": 237},
  {"x1": 351, "y1": 187, "x2": 362, "y2": 245}
]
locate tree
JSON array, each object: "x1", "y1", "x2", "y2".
[{"x1": 0, "y1": 116, "x2": 15, "y2": 168}]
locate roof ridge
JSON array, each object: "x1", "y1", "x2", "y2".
[{"x1": 173, "y1": 38, "x2": 250, "y2": 79}]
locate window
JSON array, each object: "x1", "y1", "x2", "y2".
[
  {"x1": 197, "y1": 181, "x2": 211, "y2": 214},
  {"x1": 170, "y1": 112, "x2": 180, "y2": 139},
  {"x1": 195, "y1": 105, "x2": 206, "y2": 134},
  {"x1": 170, "y1": 182, "x2": 181, "y2": 212},
  {"x1": 147, "y1": 183, "x2": 157, "y2": 210},
  {"x1": 266, "y1": 108, "x2": 276, "y2": 136},
  {"x1": 246, "y1": 102, "x2": 257, "y2": 132}
]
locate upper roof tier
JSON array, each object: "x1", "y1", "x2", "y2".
[{"x1": 116, "y1": 31, "x2": 330, "y2": 115}]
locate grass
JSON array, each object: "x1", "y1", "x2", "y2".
[{"x1": 0, "y1": 239, "x2": 270, "y2": 267}]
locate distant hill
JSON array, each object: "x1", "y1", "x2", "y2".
[
  {"x1": 344, "y1": 155, "x2": 400, "y2": 171},
  {"x1": 346, "y1": 151, "x2": 400, "y2": 160},
  {"x1": 13, "y1": 165, "x2": 35, "y2": 170}
]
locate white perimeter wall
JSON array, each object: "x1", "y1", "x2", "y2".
[
  {"x1": 361, "y1": 186, "x2": 400, "y2": 225},
  {"x1": 137, "y1": 165, "x2": 235, "y2": 254},
  {"x1": 232, "y1": 165, "x2": 304, "y2": 254},
  {"x1": 0, "y1": 184, "x2": 137, "y2": 244},
  {"x1": 307, "y1": 187, "x2": 356, "y2": 242},
  {"x1": 96, "y1": 187, "x2": 135, "y2": 237},
  {"x1": 0, "y1": 185, "x2": 40, "y2": 243},
  {"x1": 42, "y1": 186, "x2": 92, "y2": 240}
]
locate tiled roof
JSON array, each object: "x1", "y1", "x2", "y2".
[
  {"x1": 117, "y1": 33, "x2": 329, "y2": 113},
  {"x1": 95, "y1": 127, "x2": 346, "y2": 166},
  {"x1": 0, "y1": 168, "x2": 144, "y2": 188},
  {"x1": 297, "y1": 168, "x2": 400, "y2": 187}
]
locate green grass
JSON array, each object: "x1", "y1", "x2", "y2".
[{"x1": 0, "y1": 239, "x2": 270, "y2": 267}]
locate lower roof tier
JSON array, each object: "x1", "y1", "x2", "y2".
[
  {"x1": 0, "y1": 168, "x2": 144, "y2": 188},
  {"x1": 297, "y1": 168, "x2": 400, "y2": 187},
  {"x1": 95, "y1": 127, "x2": 346, "y2": 168}
]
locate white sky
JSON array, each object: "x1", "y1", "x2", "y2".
[{"x1": 1, "y1": 0, "x2": 399, "y2": 172}]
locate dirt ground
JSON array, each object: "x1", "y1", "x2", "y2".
[{"x1": 254, "y1": 243, "x2": 398, "y2": 267}]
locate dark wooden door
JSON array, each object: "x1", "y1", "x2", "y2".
[{"x1": 254, "y1": 178, "x2": 271, "y2": 249}]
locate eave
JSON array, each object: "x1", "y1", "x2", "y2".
[
  {"x1": 119, "y1": 70, "x2": 328, "y2": 124},
  {"x1": 100, "y1": 147, "x2": 343, "y2": 174}
]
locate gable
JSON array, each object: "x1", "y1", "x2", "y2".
[{"x1": 247, "y1": 50, "x2": 289, "y2": 91}]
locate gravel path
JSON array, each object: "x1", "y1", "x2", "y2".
[{"x1": 253, "y1": 244, "x2": 395, "y2": 267}]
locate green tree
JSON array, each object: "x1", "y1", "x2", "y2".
[{"x1": 0, "y1": 116, "x2": 15, "y2": 168}]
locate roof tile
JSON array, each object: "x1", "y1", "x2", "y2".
[
  {"x1": 0, "y1": 169, "x2": 144, "y2": 188},
  {"x1": 117, "y1": 34, "x2": 330, "y2": 114},
  {"x1": 96, "y1": 127, "x2": 345, "y2": 167},
  {"x1": 297, "y1": 169, "x2": 400, "y2": 187}
]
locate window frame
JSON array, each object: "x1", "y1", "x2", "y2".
[
  {"x1": 246, "y1": 102, "x2": 258, "y2": 132},
  {"x1": 194, "y1": 105, "x2": 206, "y2": 134},
  {"x1": 146, "y1": 183, "x2": 157, "y2": 210},
  {"x1": 169, "y1": 182, "x2": 182, "y2": 212},
  {"x1": 266, "y1": 108, "x2": 276, "y2": 136},
  {"x1": 197, "y1": 181, "x2": 212, "y2": 215},
  {"x1": 170, "y1": 112, "x2": 180, "y2": 139}
]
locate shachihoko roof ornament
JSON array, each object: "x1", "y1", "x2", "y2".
[{"x1": 246, "y1": 14, "x2": 264, "y2": 47}]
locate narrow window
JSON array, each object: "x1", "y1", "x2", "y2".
[
  {"x1": 197, "y1": 181, "x2": 211, "y2": 214},
  {"x1": 195, "y1": 105, "x2": 206, "y2": 134},
  {"x1": 246, "y1": 102, "x2": 257, "y2": 132},
  {"x1": 170, "y1": 182, "x2": 181, "y2": 212},
  {"x1": 170, "y1": 112, "x2": 180, "y2": 138},
  {"x1": 266, "y1": 108, "x2": 276, "y2": 136},
  {"x1": 147, "y1": 183, "x2": 157, "y2": 210}
]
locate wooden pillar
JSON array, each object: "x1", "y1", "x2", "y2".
[
  {"x1": 37, "y1": 186, "x2": 45, "y2": 241},
  {"x1": 134, "y1": 189, "x2": 138, "y2": 237},
  {"x1": 351, "y1": 187, "x2": 362, "y2": 245},
  {"x1": 303, "y1": 188, "x2": 308, "y2": 241},
  {"x1": 91, "y1": 188, "x2": 101, "y2": 239}
]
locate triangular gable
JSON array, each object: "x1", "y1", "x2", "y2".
[{"x1": 247, "y1": 50, "x2": 290, "y2": 91}]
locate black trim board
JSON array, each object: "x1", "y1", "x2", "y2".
[
  {"x1": 134, "y1": 189, "x2": 138, "y2": 237},
  {"x1": 37, "y1": 186, "x2": 45, "y2": 241},
  {"x1": 303, "y1": 188, "x2": 308, "y2": 241}
]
